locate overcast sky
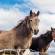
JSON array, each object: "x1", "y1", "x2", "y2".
[{"x1": 0, "y1": 0, "x2": 55, "y2": 32}]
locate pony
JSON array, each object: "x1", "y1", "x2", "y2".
[
  {"x1": 0, "y1": 10, "x2": 40, "y2": 55},
  {"x1": 30, "y1": 27, "x2": 55, "y2": 55}
]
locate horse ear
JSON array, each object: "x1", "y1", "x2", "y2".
[
  {"x1": 30, "y1": 10, "x2": 32, "y2": 16},
  {"x1": 51, "y1": 27, "x2": 53, "y2": 31},
  {"x1": 36, "y1": 11, "x2": 40, "y2": 16}
]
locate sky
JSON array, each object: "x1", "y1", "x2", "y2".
[
  {"x1": 0, "y1": 0, "x2": 55, "y2": 32},
  {"x1": 0, "y1": 0, "x2": 55, "y2": 52},
  {"x1": 0, "y1": 0, "x2": 55, "y2": 31}
]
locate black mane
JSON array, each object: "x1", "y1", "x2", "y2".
[{"x1": 40, "y1": 31, "x2": 53, "y2": 43}]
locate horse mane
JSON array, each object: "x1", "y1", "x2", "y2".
[
  {"x1": 41, "y1": 31, "x2": 52, "y2": 38},
  {"x1": 40, "y1": 31, "x2": 53, "y2": 43},
  {"x1": 14, "y1": 16, "x2": 29, "y2": 29},
  {"x1": 15, "y1": 20, "x2": 24, "y2": 29}
]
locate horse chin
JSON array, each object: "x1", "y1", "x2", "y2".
[{"x1": 34, "y1": 29, "x2": 39, "y2": 35}]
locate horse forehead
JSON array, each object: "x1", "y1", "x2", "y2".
[
  {"x1": 30, "y1": 15, "x2": 38, "y2": 19},
  {"x1": 25, "y1": 14, "x2": 38, "y2": 20},
  {"x1": 31, "y1": 13, "x2": 36, "y2": 17}
]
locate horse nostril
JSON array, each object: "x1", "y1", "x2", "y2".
[{"x1": 34, "y1": 29, "x2": 39, "y2": 35}]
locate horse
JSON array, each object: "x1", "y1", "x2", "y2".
[
  {"x1": 30, "y1": 27, "x2": 55, "y2": 55},
  {"x1": 0, "y1": 10, "x2": 40, "y2": 55}
]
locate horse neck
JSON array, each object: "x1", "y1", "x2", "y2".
[
  {"x1": 42, "y1": 31, "x2": 53, "y2": 43},
  {"x1": 14, "y1": 20, "x2": 32, "y2": 37}
]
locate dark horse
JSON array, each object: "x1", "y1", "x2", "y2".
[
  {"x1": 0, "y1": 10, "x2": 40, "y2": 55},
  {"x1": 30, "y1": 27, "x2": 55, "y2": 55}
]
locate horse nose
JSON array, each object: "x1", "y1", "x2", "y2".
[{"x1": 34, "y1": 29, "x2": 39, "y2": 35}]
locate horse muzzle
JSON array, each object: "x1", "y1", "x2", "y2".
[{"x1": 34, "y1": 29, "x2": 39, "y2": 35}]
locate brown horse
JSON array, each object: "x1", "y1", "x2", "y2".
[
  {"x1": 30, "y1": 27, "x2": 55, "y2": 55},
  {"x1": 0, "y1": 10, "x2": 40, "y2": 55}
]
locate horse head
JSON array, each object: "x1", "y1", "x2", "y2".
[
  {"x1": 51, "y1": 27, "x2": 55, "y2": 42},
  {"x1": 26, "y1": 10, "x2": 40, "y2": 35}
]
